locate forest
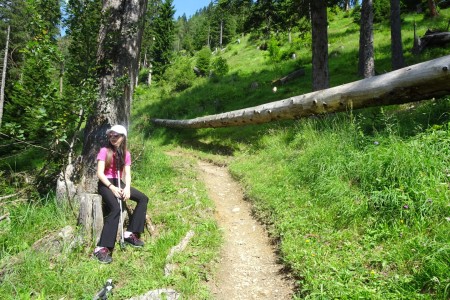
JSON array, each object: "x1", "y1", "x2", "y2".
[{"x1": 0, "y1": 0, "x2": 450, "y2": 298}]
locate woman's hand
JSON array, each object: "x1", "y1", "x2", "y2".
[
  {"x1": 110, "y1": 185, "x2": 122, "y2": 199},
  {"x1": 122, "y1": 186, "x2": 131, "y2": 200}
]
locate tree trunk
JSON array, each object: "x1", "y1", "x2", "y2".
[
  {"x1": 358, "y1": 0, "x2": 375, "y2": 78},
  {"x1": 0, "y1": 25, "x2": 10, "y2": 128},
  {"x1": 390, "y1": 0, "x2": 404, "y2": 70},
  {"x1": 220, "y1": 19, "x2": 223, "y2": 48},
  {"x1": 78, "y1": 193, "x2": 104, "y2": 243},
  {"x1": 152, "y1": 55, "x2": 450, "y2": 129},
  {"x1": 345, "y1": 0, "x2": 351, "y2": 11},
  {"x1": 59, "y1": 61, "x2": 64, "y2": 96},
  {"x1": 80, "y1": 0, "x2": 147, "y2": 193},
  {"x1": 311, "y1": 0, "x2": 329, "y2": 91},
  {"x1": 428, "y1": 0, "x2": 439, "y2": 17}
]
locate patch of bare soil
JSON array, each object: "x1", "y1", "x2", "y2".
[{"x1": 196, "y1": 160, "x2": 295, "y2": 299}]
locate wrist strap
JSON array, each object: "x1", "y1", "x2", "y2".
[{"x1": 108, "y1": 183, "x2": 112, "y2": 188}]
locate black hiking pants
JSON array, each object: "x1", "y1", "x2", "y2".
[{"x1": 97, "y1": 179, "x2": 148, "y2": 249}]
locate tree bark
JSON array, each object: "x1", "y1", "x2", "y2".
[
  {"x1": 413, "y1": 30, "x2": 450, "y2": 54},
  {"x1": 152, "y1": 55, "x2": 450, "y2": 129},
  {"x1": 311, "y1": 0, "x2": 329, "y2": 91},
  {"x1": 428, "y1": 0, "x2": 439, "y2": 17},
  {"x1": 0, "y1": 25, "x2": 10, "y2": 128},
  {"x1": 358, "y1": 0, "x2": 375, "y2": 78},
  {"x1": 80, "y1": 0, "x2": 148, "y2": 193},
  {"x1": 78, "y1": 193, "x2": 104, "y2": 243},
  {"x1": 390, "y1": 0, "x2": 404, "y2": 70}
]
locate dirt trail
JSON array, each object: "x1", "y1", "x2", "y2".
[{"x1": 196, "y1": 160, "x2": 295, "y2": 299}]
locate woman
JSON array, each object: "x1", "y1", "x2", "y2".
[{"x1": 93, "y1": 125, "x2": 149, "y2": 264}]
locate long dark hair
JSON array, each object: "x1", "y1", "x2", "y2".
[{"x1": 105, "y1": 136, "x2": 127, "y2": 172}]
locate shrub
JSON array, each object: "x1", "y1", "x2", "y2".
[
  {"x1": 267, "y1": 38, "x2": 281, "y2": 62},
  {"x1": 196, "y1": 47, "x2": 212, "y2": 77},
  {"x1": 162, "y1": 56, "x2": 196, "y2": 92},
  {"x1": 211, "y1": 56, "x2": 229, "y2": 77},
  {"x1": 138, "y1": 67, "x2": 151, "y2": 84}
]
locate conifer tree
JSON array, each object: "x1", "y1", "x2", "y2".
[{"x1": 149, "y1": 0, "x2": 175, "y2": 78}]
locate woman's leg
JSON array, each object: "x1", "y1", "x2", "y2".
[
  {"x1": 126, "y1": 186, "x2": 149, "y2": 234},
  {"x1": 97, "y1": 180, "x2": 121, "y2": 249}
]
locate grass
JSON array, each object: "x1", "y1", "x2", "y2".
[
  {"x1": 0, "y1": 143, "x2": 221, "y2": 299},
  {"x1": 135, "y1": 7, "x2": 450, "y2": 299},
  {"x1": 228, "y1": 107, "x2": 450, "y2": 298},
  {"x1": 1, "y1": 6, "x2": 450, "y2": 299}
]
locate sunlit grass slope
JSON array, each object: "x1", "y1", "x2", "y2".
[{"x1": 137, "y1": 7, "x2": 450, "y2": 299}]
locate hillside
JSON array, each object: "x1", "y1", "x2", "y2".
[
  {"x1": 1, "y1": 7, "x2": 450, "y2": 300},
  {"x1": 136, "y1": 7, "x2": 450, "y2": 299}
]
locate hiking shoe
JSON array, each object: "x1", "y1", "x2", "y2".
[
  {"x1": 124, "y1": 233, "x2": 144, "y2": 248},
  {"x1": 93, "y1": 247, "x2": 113, "y2": 264}
]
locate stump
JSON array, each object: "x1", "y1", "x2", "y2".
[
  {"x1": 78, "y1": 193, "x2": 130, "y2": 244},
  {"x1": 77, "y1": 193, "x2": 156, "y2": 246},
  {"x1": 78, "y1": 193, "x2": 104, "y2": 244}
]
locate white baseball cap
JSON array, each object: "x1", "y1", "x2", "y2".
[{"x1": 106, "y1": 125, "x2": 127, "y2": 137}]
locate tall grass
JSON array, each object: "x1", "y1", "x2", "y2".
[{"x1": 228, "y1": 100, "x2": 450, "y2": 298}]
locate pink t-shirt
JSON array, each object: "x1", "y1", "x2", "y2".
[{"x1": 97, "y1": 147, "x2": 131, "y2": 178}]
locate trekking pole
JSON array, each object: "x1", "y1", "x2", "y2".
[
  {"x1": 93, "y1": 278, "x2": 114, "y2": 300},
  {"x1": 117, "y1": 169, "x2": 126, "y2": 250}
]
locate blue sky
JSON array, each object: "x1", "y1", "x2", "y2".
[{"x1": 173, "y1": 0, "x2": 212, "y2": 19}]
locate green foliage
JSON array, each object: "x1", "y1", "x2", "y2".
[
  {"x1": 211, "y1": 56, "x2": 229, "y2": 77},
  {"x1": 5, "y1": 26, "x2": 63, "y2": 142},
  {"x1": 138, "y1": 67, "x2": 151, "y2": 84},
  {"x1": 195, "y1": 47, "x2": 212, "y2": 76},
  {"x1": 266, "y1": 38, "x2": 281, "y2": 62},
  {"x1": 150, "y1": 0, "x2": 176, "y2": 78},
  {"x1": 64, "y1": 0, "x2": 102, "y2": 86},
  {"x1": 1, "y1": 0, "x2": 93, "y2": 193},
  {"x1": 162, "y1": 56, "x2": 196, "y2": 91},
  {"x1": 351, "y1": 0, "x2": 396, "y2": 24},
  {"x1": 373, "y1": 0, "x2": 391, "y2": 23},
  {"x1": 0, "y1": 0, "x2": 32, "y2": 98}
]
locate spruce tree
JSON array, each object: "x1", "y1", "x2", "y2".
[{"x1": 149, "y1": 0, "x2": 175, "y2": 78}]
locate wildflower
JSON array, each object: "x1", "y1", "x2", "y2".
[
  {"x1": 445, "y1": 217, "x2": 450, "y2": 222},
  {"x1": 305, "y1": 239, "x2": 310, "y2": 243},
  {"x1": 374, "y1": 141, "x2": 379, "y2": 145},
  {"x1": 403, "y1": 204, "x2": 409, "y2": 210}
]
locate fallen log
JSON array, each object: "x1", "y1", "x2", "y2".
[
  {"x1": 273, "y1": 68, "x2": 305, "y2": 85},
  {"x1": 151, "y1": 55, "x2": 450, "y2": 129},
  {"x1": 413, "y1": 26, "x2": 450, "y2": 54}
]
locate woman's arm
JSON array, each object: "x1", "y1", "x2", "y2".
[{"x1": 97, "y1": 160, "x2": 121, "y2": 198}]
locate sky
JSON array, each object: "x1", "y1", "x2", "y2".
[{"x1": 172, "y1": 0, "x2": 212, "y2": 19}]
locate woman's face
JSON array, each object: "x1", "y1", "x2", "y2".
[{"x1": 108, "y1": 131, "x2": 124, "y2": 148}]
